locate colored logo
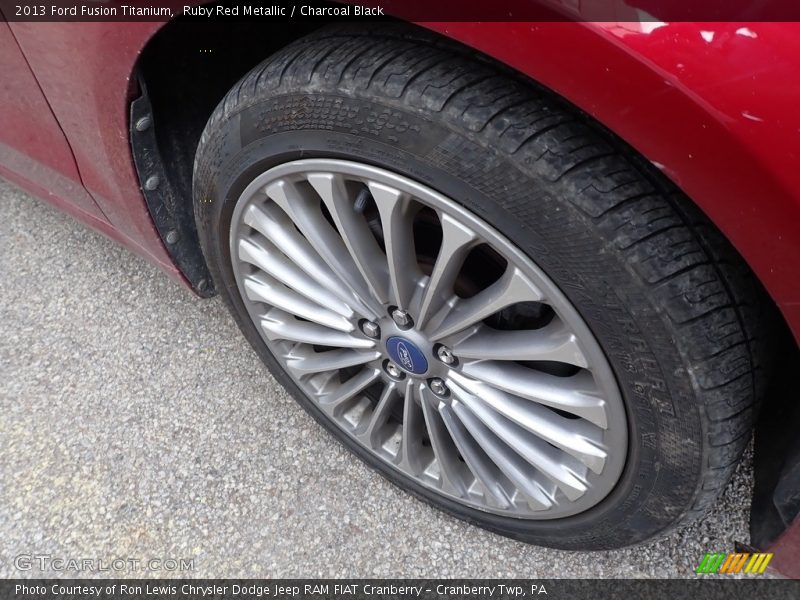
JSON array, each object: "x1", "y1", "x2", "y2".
[
  {"x1": 696, "y1": 552, "x2": 773, "y2": 575},
  {"x1": 385, "y1": 337, "x2": 428, "y2": 375}
]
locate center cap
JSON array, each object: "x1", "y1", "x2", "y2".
[{"x1": 386, "y1": 336, "x2": 429, "y2": 375}]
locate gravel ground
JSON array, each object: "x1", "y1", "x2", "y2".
[{"x1": 0, "y1": 178, "x2": 757, "y2": 578}]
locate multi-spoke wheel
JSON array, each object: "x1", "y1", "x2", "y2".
[
  {"x1": 194, "y1": 25, "x2": 769, "y2": 549},
  {"x1": 229, "y1": 160, "x2": 627, "y2": 518}
]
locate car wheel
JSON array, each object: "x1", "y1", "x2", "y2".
[{"x1": 193, "y1": 25, "x2": 770, "y2": 549}]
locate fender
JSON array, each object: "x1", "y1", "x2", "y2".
[
  {"x1": 8, "y1": 10, "x2": 800, "y2": 342},
  {"x1": 421, "y1": 20, "x2": 800, "y2": 342}
]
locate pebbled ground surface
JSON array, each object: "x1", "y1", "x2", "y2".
[{"x1": 0, "y1": 179, "x2": 758, "y2": 578}]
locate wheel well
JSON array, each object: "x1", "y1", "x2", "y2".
[{"x1": 134, "y1": 11, "x2": 337, "y2": 295}]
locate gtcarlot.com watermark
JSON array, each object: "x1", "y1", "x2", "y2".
[{"x1": 14, "y1": 554, "x2": 194, "y2": 573}]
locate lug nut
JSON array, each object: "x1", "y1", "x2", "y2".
[
  {"x1": 360, "y1": 320, "x2": 381, "y2": 339},
  {"x1": 391, "y1": 308, "x2": 413, "y2": 330},
  {"x1": 429, "y1": 378, "x2": 449, "y2": 397},
  {"x1": 436, "y1": 345, "x2": 456, "y2": 365},
  {"x1": 384, "y1": 362, "x2": 405, "y2": 380}
]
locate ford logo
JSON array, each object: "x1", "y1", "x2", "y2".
[
  {"x1": 397, "y1": 342, "x2": 414, "y2": 371},
  {"x1": 385, "y1": 336, "x2": 429, "y2": 375}
]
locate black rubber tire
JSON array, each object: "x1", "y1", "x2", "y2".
[{"x1": 193, "y1": 24, "x2": 773, "y2": 549}]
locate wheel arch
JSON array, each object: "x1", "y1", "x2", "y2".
[{"x1": 132, "y1": 14, "x2": 335, "y2": 296}]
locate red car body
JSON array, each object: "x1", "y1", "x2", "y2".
[{"x1": 1, "y1": 4, "x2": 798, "y2": 576}]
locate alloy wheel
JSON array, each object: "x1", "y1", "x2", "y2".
[{"x1": 229, "y1": 159, "x2": 627, "y2": 519}]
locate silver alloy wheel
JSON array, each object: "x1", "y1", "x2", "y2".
[{"x1": 229, "y1": 159, "x2": 628, "y2": 519}]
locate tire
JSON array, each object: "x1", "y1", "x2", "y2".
[{"x1": 193, "y1": 24, "x2": 772, "y2": 549}]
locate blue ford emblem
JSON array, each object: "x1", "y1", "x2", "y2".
[{"x1": 386, "y1": 336, "x2": 428, "y2": 375}]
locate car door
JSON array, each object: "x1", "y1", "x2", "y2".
[{"x1": 0, "y1": 21, "x2": 106, "y2": 220}]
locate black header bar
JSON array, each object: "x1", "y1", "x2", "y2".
[{"x1": 3, "y1": 0, "x2": 800, "y2": 22}]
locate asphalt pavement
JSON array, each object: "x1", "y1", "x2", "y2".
[{"x1": 0, "y1": 178, "x2": 757, "y2": 578}]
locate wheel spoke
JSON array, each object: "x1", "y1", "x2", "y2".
[
  {"x1": 448, "y1": 380, "x2": 588, "y2": 501},
  {"x1": 451, "y1": 319, "x2": 588, "y2": 368},
  {"x1": 448, "y1": 371, "x2": 607, "y2": 473},
  {"x1": 400, "y1": 380, "x2": 426, "y2": 474},
  {"x1": 318, "y1": 368, "x2": 381, "y2": 416},
  {"x1": 244, "y1": 273, "x2": 354, "y2": 332},
  {"x1": 243, "y1": 203, "x2": 374, "y2": 318},
  {"x1": 359, "y1": 382, "x2": 400, "y2": 449},
  {"x1": 451, "y1": 400, "x2": 553, "y2": 510},
  {"x1": 306, "y1": 173, "x2": 390, "y2": 305},
  {"x1": 459, "y1": 361, "x2": 607, "y2": 428},
  {"x1": 426, "y1": 266, "x2": 544, "y2": 340},
  {"x1": 260, "y1": 309, "x2": 374, "y2": 349},
  {"x1": 265, "y1": 179, "x2": 383, "y2": 315},
  {"x1": 439, "y1": 404, "x2": 513, "y2": 509},
  {"x1": 285, "y1": 346, "x2": 381, "y2": 375},
  {"x1": 369, "y1": 182, "x2": 422, "y2": 310},
  {"x1": 419, "y1": 387, "x2": 467, "y2": 495},
  {"x1": 238, "y1": 236, "x2": 354, "y2": 319},
  {"x1": 415, "y1": 213, "x2": 478, "y2": 328}
]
